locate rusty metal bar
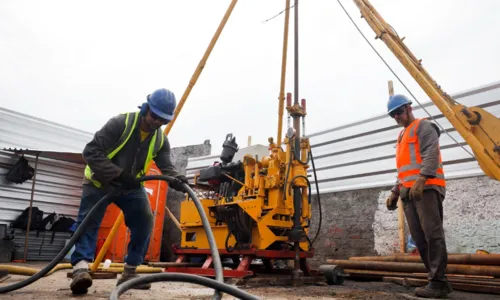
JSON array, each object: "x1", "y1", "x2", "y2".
[
  {"x1": 348, "y1": 254, "x2": 500, "y2": 265},
  {"x1": 346, "y1": 269, "x2": 423, "y2": 278},
  {"x1": 23, "y1": 152, "x2": 40, "y2": 262},
  {"x1": 346, "y1": 269, "x2": 499, "y2": 283},
  {"x1": 148, "y1": 262, "x2": 203, "y2": 268},
  {"x1": 383, "y1": 277, "x2": 500, "y2": 295},
  {"x1": 327, "y1": 259, "x2": 500, "y2": 277}
]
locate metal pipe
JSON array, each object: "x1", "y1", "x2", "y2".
[
  {"x1": 147, "y1": 168, "x2": 162, "y2": 261},
  {"x1": 91, "y1": 213, "x2": 124, "y2": 272},
  {"x1": 300, "y1": 98, "x2": 306, "y2": 137},
  {"x1": 148, "y1": 262, "x2": 204, "y2": 268},
  {"x1": 277, "y1": 0, "x2": 291, "y2": 148},
  {"x1": 348, "y1": 254, "x2": 500, "y2": 266},
  {"x1": 328, "y1": 259, "x2": 500, "y2": 277},
  {"x1": 286, "y1": 92, "x2": 292, "y2": 129},
  {"x1": 165, "y1": 204, "x2": 182, "y2": 231},
  {"x1": 23, "y1": 152, "x2": 40, "y2": 262},
  {"x1": 94, "y1": 0, "x2": 240, "y2": 272},
  {"x1": 290, "y1": 1, "x2": 303, "y2": 287},
  {"x1": 98, "y1": 267, "x2": 162, "y2": 274},
  {"x1": 345, "y1": 269, "x2": 497, "y2": 282},
  {"x1": 0, "y1": 264, "x2": 160, "y2": 277},
  {"x1": 388, "y1": 79, "x2": 406, "y2": 254},
  {"x1": 383, "y1": 276, "x2": 500, "y2": 295}
]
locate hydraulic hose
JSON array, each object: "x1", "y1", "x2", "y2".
[
  {"x1": 138, "y1": 175, "x2": 224, "y2": 300},
  {"x1": 294, "y1": 147, "x2": 310, "y2": 165},
  {"x1": 0, "y1": 175, "x2": 228, "y2": 300},
  {"x1": 309, "y1": 148, "x2": 322, "y2": 245},
  {"x1": 0, "y1": 191, "x2": 118, "y2": 293},
  {"x1": 109, "y1": 273, "x2": 260, "y2": 300}
]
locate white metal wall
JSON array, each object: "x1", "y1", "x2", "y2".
[
  {"x1": 0, "y1": 107, "x2": 92, "y2": 226},
  {"x1": 185, "y1": 81, "x2": 500, "y2": 194}
]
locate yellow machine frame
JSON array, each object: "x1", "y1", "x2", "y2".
[{"x1": 179, "y1": 132, "x2": 312, "y2": 252}]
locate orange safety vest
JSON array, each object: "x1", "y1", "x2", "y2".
[{"x1": 396, "y1": 118, "x2": 446, "y2": 188}]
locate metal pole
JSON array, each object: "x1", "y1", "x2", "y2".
[
  {"x1": 388, "y1": 80, "x2": 406, "y2": 254},
  {"x1": 23, "y1": 152, "x2": 40, "y2": 262},
  {"x1": 277, "y1": 0, "x2": 291, "y2": 148},
  {"x1": 291, "y1": 0, "x2": 303, "y2": 287}
]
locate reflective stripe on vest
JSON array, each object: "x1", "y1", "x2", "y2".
[
  {"x1": 84, "y1": 112, "x2": 165, "y2": 188},
  {"x1": 395, "y1": 118, "x2": 445, "y2": 188}
]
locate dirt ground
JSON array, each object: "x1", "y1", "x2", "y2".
[{"x1": 1, "y1": 263, "x2": 499, "y2": 300}]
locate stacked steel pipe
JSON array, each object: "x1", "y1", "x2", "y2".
[{"x1": 326, "y1": 253, "x2": 500, "y2": 295}]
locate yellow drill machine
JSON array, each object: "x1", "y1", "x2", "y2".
[{"x1": 166, "y1": 93, "x2": 319, "y2": 284}]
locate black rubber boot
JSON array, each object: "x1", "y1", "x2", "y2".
[
  {"x1": 414, "y1": 281, "x2": 453, "y2": 298},
  {"x1": 70, "y1": 269, "x2": 92, "y2": 295},
  {"x1": 116, "y1": 272, "x2": 151, "y2": 290}
]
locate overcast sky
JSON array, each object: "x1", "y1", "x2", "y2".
[{"x1": 1, "y1": 0, "x2": 499, "y2": 155}]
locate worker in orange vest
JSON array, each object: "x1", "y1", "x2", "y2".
[{"x1": 385, "y1": 94, "x2": 452, "y2": 298}]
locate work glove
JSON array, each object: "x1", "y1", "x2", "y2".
[
  {"x1": 116, "y1": 171, "x2": 141, "y2": 189},
  {"x1": 386, "y1": 192, "x2": 399, "y2": 211},
  {"x1": 169, "y1": 175, "x2": 189, "y2": 192},
  {"x1": 409, "y1": 175, "x2": 427, "y2": 201}
]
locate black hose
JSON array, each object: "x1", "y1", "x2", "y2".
[
  {"x1": 309, "y1": 148, "x2": 322, "y2": 245},
  {"x1": 138, "y1": 175, "x2": 223, "y2": 300},
  {"x1": 109, "y1": 273, "x2": 260, "y2": 300},
  {"x1": 294, "y1": 147, "x2": 311, "y2": 165},
  {"x1": 0, "y1": 190, "x2": 118, "y2": 294},
  {"x1": 0, "y1": 175, "x2": 231, "y2": 300}
]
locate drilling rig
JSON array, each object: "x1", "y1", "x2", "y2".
[{"x1": 168, "y1": 92, "x2": 316, "y2": 284}]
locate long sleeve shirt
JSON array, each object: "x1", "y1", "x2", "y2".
[
  {"x1": 392, "y1": 119, "x2": 446, "y2": 199},
  {"x1": 82, "y1": 113, "x2": 180, "y2": 187}
]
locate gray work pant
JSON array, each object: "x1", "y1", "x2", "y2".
[{"x1": 402, "y1": 189, "x2": 448, "y2": 282}]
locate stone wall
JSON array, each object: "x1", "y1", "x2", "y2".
[
  {"x1": 309, "y1": 175, "x2": 500, "y2": 267},
  {"x1": 160, "y1": 140, "x2": 211, "y2": 261},
  {"x1": 308, "y1": 187, "x2": 381, "y2": 267}
]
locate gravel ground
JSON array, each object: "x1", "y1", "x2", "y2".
[{"x1": 0, "y1": 263, "x2": 499, "y2": 299}]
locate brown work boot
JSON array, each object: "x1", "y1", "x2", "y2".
[
  {"x1": 415, "y1": 281, "x2": 452, "y2": 298},
  {"x1": 70, "y1": 268, "x2": 93, "y2": 295},
  {"x1": 116, "y1": 272, "x2": 151, "y2": 290}
]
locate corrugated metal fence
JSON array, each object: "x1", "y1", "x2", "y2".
[
  {"x1": 0, "y1": 107, "x2": 91, "y2": 226},
  {"x1": 186, "y1": 81, "x2": 500, "y2": 194}
]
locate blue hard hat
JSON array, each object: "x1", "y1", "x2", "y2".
[
  {"x1": 387, "y1": 94, "x2": 412, "y2": 114},
  {"x1": 147, "y1": 88, "x2": 176, "y2": 121}
]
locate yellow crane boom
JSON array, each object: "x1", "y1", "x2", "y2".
[{"x1": 351, "y1": 0, "x2": 500, "y2": 181}]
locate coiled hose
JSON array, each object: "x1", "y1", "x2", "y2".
[{"x1": 0, "y1": 175, "x2": 259, "y2": 300}]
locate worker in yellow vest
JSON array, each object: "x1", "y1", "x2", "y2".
[
  {"x1": 385, "y1": 95, "x2": 452, "y2": 298},
  {"x1": 70, "y1": 88, "x2": 188, "y2": 295}
]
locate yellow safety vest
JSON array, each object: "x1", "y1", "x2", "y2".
[{"x1": 84, "y1": 112, "x2": 164, "y2": 188}]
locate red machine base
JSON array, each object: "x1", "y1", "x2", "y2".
[{"x1": 163, "y1": 246, "x2": 316, "y2": 279}]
